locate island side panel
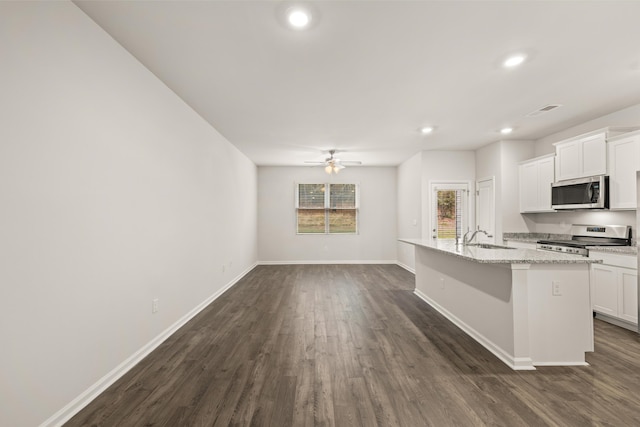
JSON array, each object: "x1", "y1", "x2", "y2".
[
  {"x1": 413, "y1": 246, "x2": 526, "y2": 369},
  {"x1": 524, "y1": 264, "x2": 593, "y2": 365}
]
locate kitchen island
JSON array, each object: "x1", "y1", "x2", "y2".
[{"x1": 400, "y1": 238, "x2": 601, "y2": 370}]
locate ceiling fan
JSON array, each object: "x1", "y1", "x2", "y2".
[{"x1": 304, "y1": 150, "x2": 362, "y2": 174}]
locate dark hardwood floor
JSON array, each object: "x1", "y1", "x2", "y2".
[{"x1": 66, "y1": 264, "x2": 640, "y2": 426}]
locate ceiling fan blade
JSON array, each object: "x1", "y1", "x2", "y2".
[
  {"x1": 340, "y1": 161, "x2": 362, "y2": 165},
  {"x1": 304, "y1": 161, "x2": 326, "y2": 164}
]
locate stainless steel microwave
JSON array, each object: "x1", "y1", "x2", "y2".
[{"x1": 551, "y1": 175, "x2": 609, "y2": 210}]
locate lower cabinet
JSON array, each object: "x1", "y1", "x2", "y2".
[
  {"x1": 590, "y1": 253, "x2": 638, "y2": 326},
  {"x1": 619, "y1": 270, "x2": 638, "y2": 323}
]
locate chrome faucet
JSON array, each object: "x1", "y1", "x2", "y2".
[{"x1": 463, "y1": 229, "x2": 493, "y2": 245}]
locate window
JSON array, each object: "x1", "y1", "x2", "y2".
[
  {"x1": 431, "y1": 183, "x2": 469, "y2": 241},
  {"x1": 296, "y1": 183, "x2": 358, "y2": 234}
]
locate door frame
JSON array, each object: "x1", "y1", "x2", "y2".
[
  {"x1": 475, "y1": 176, "x2": 496, "y2": 243},
  {"x1": 428, "y1": 180, "x2": 472, "y2": 243}
]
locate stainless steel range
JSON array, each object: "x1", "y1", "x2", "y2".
[{"x1": 536, "y1": 224, "x2": 631, "y2": 256}]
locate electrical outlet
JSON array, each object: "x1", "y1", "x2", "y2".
[
  {"x1": 152, "y1": 298, "x2": 159, "y2": 314},
  {"x1": 552, "y1": 281, "x2": 562, "y2": 296}
]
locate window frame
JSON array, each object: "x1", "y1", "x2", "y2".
[{"x1": 295, "y1": 182, "x2": 359, "y2": 235}]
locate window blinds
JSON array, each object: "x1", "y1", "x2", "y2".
[{"x1": 296, "y1": 183, "x2": 358, "y2": 234}]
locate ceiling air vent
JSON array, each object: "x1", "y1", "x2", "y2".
[{"x1": 526, "y1": 104, "x2": 562, "y2": 117}]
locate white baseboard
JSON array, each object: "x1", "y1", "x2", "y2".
[
  {"x1": 533, "y1": 361, "x2": 589, "y2": 367},
  {"x1": 40, "y1": 262, "x2": 258, "y2": 427},
  {"x1": 413, "y1": 288, "x2": 535, "y2": 371},
  {"x1": 257, "y1": 260, "x2": 398, "y2": 265},
  {"x1": 396, "y1": 262, "x2": 415, "y2": 274},
  {"x1": 257, "y1": 260, "x2": 416, "y2": 275},
  {"x1": 594, "y1": 312, "x2": 638, "y2": 332}
]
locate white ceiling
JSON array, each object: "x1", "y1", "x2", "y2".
[{"x1": 74, "y1": 0, "x2": 640, "y2": 166}]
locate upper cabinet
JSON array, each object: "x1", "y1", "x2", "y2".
[
  {"x1": 608, "y1": 130, "x2": 640, "y2": 210},
  {"x1": 554, "y1": 127, "x2": 639, "y2": 182},
  {"x1": 554, "y1": 131, "x2": 606, "y2": 181},
  {"x1": 519, "y1": 154, "x2": 555, "y2": 213},
  {"x1": 518, "y1": 127, "x2": 640, "y2": 214}
]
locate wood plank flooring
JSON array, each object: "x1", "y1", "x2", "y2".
[{"x1": 66, "y1": 264, "x2": 640, "y2": 426}]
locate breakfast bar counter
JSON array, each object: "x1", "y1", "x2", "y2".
[{"x1": 400, "y1": 238, "x2": 601, "y2": 370}]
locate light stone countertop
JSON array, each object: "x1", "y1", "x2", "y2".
[
  {"x1": 399, "y1": 238, "x2": 601, "y2": 265},
  {"x1": 502, "y1": 237, "x2": 540, "y2": 244},
  {"x1": 586, "y1": 246, "x2": 637, "y2": 255},
  {"x1": 502, "y1": 232, "x2": 570, "y2": 244}
]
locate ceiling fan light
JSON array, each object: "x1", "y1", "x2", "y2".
[{"x1": 325, "y1": 165, "x2": 333, "y2": 174}]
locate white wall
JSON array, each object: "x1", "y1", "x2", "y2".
[
  {"x1": 397, "y1": 152, "x2": 422, "y2": 271},
  {"x1": 535, "y1": 103, "x2": 640, "y2": 157},
  {"x1": 500, "y1": 141, "x2": 536, "y2": 235},
  {"x1": 421, "y1": 151, "x2": 476, "y2": 240},
  {"x1": 476, "y1": 141, "x2": 502, "y2": 239},
  {"x1": 0, "y1": 3, "x2": 257, "y2": 426},
  {"x1": 476, "y1": 140, "x2": 536, "y2": 239},
  {"x1": 395, "y1": 150, "x2": 475, "y2": 268},
  {"x1": 258, "y1": 166, "x2": 397, "y2": 263}
]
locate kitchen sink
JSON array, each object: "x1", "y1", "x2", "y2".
[{"x1": 465, "y1": 243, "x2": 515, "y2": 250}]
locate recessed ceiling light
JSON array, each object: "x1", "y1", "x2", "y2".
[
  {"x1": 503, "y1": 54, "x2": 526, "y2": 68},
  {"x1": 500, "y1": 127, "x2": 513, "y2": 135},
  {"x1": 419, "y1": 126, "x2": 434, "y2": 135},
  {"x1": 287, "y1": 9, "x2": 311, "y2": 28}
]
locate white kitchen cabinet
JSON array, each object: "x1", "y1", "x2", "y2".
[
  {"x1": 591, "y1": 264, "x2": 618, "y2": 317},
  {"x1": 619, "y1": 269, "x2": 638, "y2": 323},
  {"x1": 553, "y1": 127, "x2": 639, "y2": 182},
  {"x1": 582, "y1": 132, "x2": 607, "y2": 177},
  {"x1": 608, "y1": 130, "x2": 640, "y2": 210},
  {"x1": 519, "y1": 161, "x2": 538, "y2": 212},
  {"x1": 518, "y1": 154, "x2": 555, "y2": 213},
  {"x1": 555, "y1": 131, "x2": 606, "y2": 181},
  {"x1": 589, "y1": 251, "x2": 638, "y2": 327}
]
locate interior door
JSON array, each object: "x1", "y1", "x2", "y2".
[{"x1": 476, "y1": 177, "x2": 495, "y2": 243}]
